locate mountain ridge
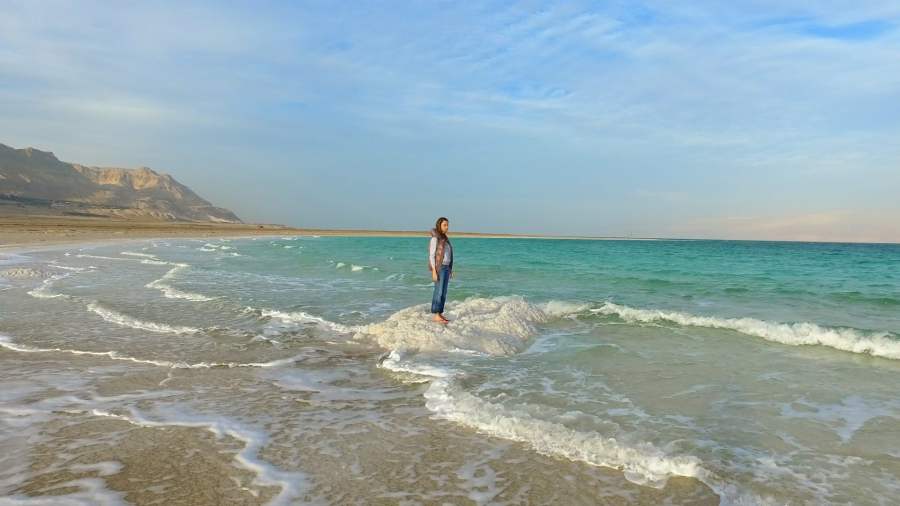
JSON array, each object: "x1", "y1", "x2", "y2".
[{"x1": 0, "y1": 143, "x2": 241, "y2": 223}]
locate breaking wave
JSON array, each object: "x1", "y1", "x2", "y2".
[
  {"x1": 0, "y1": 334, "x2": 311, "y2": 369},
  {"x1": 197, "y1": 243, "x2": 233, "y2": 252},
  {"x1": 593, "y1": 302, "x2": 900, "y2": 360},
  {"x1": 121, "y1": 251, "x2": 159, "y2": 259},
  {"x1": 75, "y1": 254, "x2": 134, "y2": 261},
  {"x1": 49, "y1": 264, "x2": 90, "y2": 272},
  {"x1": 379, "y1": 351, "x2": 708, "y2": 488},
  {"x1": 380, "y1": 350, "x2": 770, "y2": 504},
  {"x1": 258, "y1": 308, "x2": 352, "y2": 333},
  {"x1": 27, "y1": 272, "x2": 73, "y2": 299},
  {"x1": 144, "y1": 262, "x2": 216, "y2": 302},
  {"x1": 87, "y1": 302, "x2": 201, "y2": 334}
]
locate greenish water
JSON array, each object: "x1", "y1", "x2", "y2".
[{"x1": 1, "y1": 236, "x2": 898, "y2": 504}]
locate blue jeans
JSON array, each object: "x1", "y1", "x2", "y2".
[{"x1": 431, "y1": 265, "x2": 450, "y2": 314}]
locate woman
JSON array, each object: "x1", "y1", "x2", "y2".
[{"x1": 429, "y1": 216, "x2": 453, "y2": 324}]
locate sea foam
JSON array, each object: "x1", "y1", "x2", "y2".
[
  {"x1": 144, "y1": 262, "x2": 215, "y2": 302},
  {"x1": 0, "y1": 334, "x2": 312, "y2": 369},
  {"x1": 260, "y1": 308, "x2": 352, "y2": 333},
  {"x1": 23, "y1": 260, "x2": 210, "y2": 330},
  {"x1": 354, "y1": 296, "x2": 560, "y2": 355},
  {"x1": 87, "y1": 302, "x2": 201, "y2": 334},
  {"x1": 594, "y1": 302, "x2": 900, "y2": 360},
  {"x1": 120, "y1": 251, "x2": 159, "y2": 259},
  {"x1": 27, "y1": 273, "x2": 73, "y2": 299},
  {"x1": 379, "y1": 351, "x2": 708, "y2": 488},
  {"x1": 259, "y1": 296, "x2": 586, "y2": 355},
  {"x1": 75, "y1": 254, "x2": 134, "y2": 261}
]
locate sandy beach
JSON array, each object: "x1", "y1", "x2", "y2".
[{"x1": 0, "y1": 215, "x2": 562, "y2": 253}]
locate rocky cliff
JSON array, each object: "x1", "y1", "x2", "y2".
[{"x1": 0, "y1": 143, "x2": 241, "y2": 222}]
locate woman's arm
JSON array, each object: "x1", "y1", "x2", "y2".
[{"x1": 429, "y1": 236, "x2": 438, "y2": 281}]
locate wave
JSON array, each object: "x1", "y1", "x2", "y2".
[
  {"x1": 144, "y1": 263, "x2": 216, "y2": 302},
  {"x1": 49, "y1": 264, "x2": 91, "y2": 272},
  {"x1": 334, "y1": 262, "x2": 377, "y2": 272},
  {"x1": 75, "y1": 254, "x2": 135, "y2": 261},
  {"x1": 25, "y1": 264, "x2": 97, "y2": 299},
  {"x1": 379, "y1": 351, "x2": 708, "y2": 488},
  {"x1": 380, "y1": 351, "x2": 772, "y2": 503},
  {"x1": 541, "y1": 299, "x2": 592, "y2": 317},
  {"x1": 197, "y1": 243, "x2": 232, "y2": 252},
  {"x1": 0, "y1": 334, "x2": 311, "y2": 369},
  {"x1": 353, "y1": 296, "x2": 583, "y2": 355},
  {"x1": 593, "y1": 302, "x2": 900, "y2": 360},
  {"x1": 121, "y1": 251, "x2": 159, "y2": 259},
  {"x1": 140, "y1": 258, "x2": 174, "y2": 266},
  {"x1": 87, "y1": 302, "x2": 201, "y2": 334},
  {"x1": 27, "y1": 272, "x2": 73, "y2": 299},
  {"x1": 147, "y1": 281, "x2": 215, "y2": 302},
  {"x1": 26, "y1": 260, "x2": 212, "y2": 325},
  {"x1": 196, "y1": 243, "x2": 241, "y2": 255},
  {"x1": 259, "y1": 308, "x2": 352, "y2": 333},
  {"x1": 83, "y1": 256, "x2": 215, "y2": 302}
]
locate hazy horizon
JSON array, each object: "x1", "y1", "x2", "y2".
[{"x1": 2, "y1": 1, "x2": 899, "y2": 243}]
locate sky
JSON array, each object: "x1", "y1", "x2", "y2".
[{"x1": 1, "y1": 1, "x2": 899, "y2": 242}]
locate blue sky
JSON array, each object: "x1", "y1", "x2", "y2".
[{"x1": 2, "y1": 1, "x2": 899, "y2": 241}]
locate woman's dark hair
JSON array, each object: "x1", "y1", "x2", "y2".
[{"x1": 434, "y1": 217, "x2": 449, "y2": 241}]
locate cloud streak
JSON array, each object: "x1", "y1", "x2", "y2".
[{"x1": 1, "y1": 0, "x2": 898, "y2": 241}]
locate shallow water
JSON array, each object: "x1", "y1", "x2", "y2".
[{"x1": 1, "y1": 237, "x2": 898, "y2": 504}]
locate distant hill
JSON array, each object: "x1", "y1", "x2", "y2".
[{"x1": 0, "y1": 143, "x2": 241, "y2": 223}]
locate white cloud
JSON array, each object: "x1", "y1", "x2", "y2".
[
  {"x1": 675, "y1": 210, "x2": 900, "y2": 243},
  {"x1": 0, "y1": 1, "x2": 898, "y2": 236},
  {"x1": 48, "y1": 96, "x2": 173, "y2": 123}
]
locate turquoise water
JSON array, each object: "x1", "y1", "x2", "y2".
[
  {"x1": 1, "y1": 236, "x2": 898, "y2": 504},
  {"x1": 228, "y1": 237, "x2": 900, "y2": 332}
]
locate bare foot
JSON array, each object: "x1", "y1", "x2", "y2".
[
  {"x1": 433, "y1": 315, "x2": 448, "y2": 324},
  {"x1": 439, "y1": 315, "x2": 450, "y2": 323}
]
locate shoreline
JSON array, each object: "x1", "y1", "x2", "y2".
[
  {"x1": 3, "y1": 216, "x2": 897, "y2": 254},
  {"x1": 0, "y1": 215, "x2": 650, "y2": 253}
]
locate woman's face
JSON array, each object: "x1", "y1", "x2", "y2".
[{"x1": 440, "y1": 220, "x2": 449, "y2": 233}]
